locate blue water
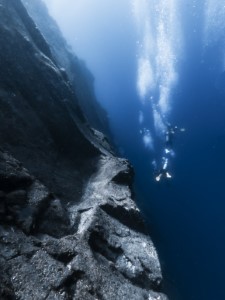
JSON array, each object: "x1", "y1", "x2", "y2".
[{"x1": 45, "y1": 1, "x2": 225, "y2": 299}]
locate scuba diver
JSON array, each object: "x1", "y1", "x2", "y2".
[
  {"x1": 154, "y1": 125, "x2": 176, "y2": 182},
  {"x1": 165, "y1": 124, "x2": 177, "y2": 153},
  {"x1": 155, "y1": 124, "x2": 181, "y2": 182},
  {"x1": 165, "y1": 124, "x2": 186, "y2": 152},
  {"x1": 153, "y1": 122, "x2": 185, "y2": 182}
]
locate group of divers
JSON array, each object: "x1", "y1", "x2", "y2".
[{"x1": 154, "y1": 124, "x2": 185, "y2": 182}]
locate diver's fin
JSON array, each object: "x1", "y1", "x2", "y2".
[
  {"x1": 166, "y1": 172, "x2": 172, "y2": 179},
  {"x1": 155, "y1": 174, "x2": 162, "y2": 182},
  {"x1": 165, "y1": 148, "x2": 170, "y2": 154}
]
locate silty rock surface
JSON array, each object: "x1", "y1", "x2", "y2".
[{"x1": 0, "y1": 150, "x2": 167, "y2": 300}]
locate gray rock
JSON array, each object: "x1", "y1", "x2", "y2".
[
  {"x1": 6, "y1": 189, "x2": 27, "y2": 205},
  {"x1": 21, "y1": 0, "x2": 112, "y2": 139},
  {"x1": 0, "y1": 149, "x2": 167, "y2": 300}
]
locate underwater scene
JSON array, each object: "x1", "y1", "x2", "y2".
[{"x1": 45, "y1": 1, "x2": 225, "y2": 299}]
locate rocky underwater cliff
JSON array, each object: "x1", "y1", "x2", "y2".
[{"x1": 0, "y1": 0, "x2": 168, "y2": 299}]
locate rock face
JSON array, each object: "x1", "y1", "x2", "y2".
[
  {"x1": 0, "y1": 0, "x2": 167, "y2": 299},
  {"x1": 21, "y1": 0, "x2": 111, "y2": 137},
  {"x1": 0, "y1": 150, "x2": 167, "y2": 300}
]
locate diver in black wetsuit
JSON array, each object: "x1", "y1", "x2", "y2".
[
  {"x1": 155, "y1": 125, "x2": 176, "y2": 182},
  {"x1": 155, "y1": 124, "x2": 185, "y2": 181},
  {"x1": 165, "y1": 125, "x2": 178, "y2": 152}
]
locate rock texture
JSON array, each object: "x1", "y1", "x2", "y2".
[
  {"x1": 0, "y1": 0, "x2": 167, "y2": 299},
  {"x1": 0, "y1": 150, "x2": 167, "y2": 300},
  {"x1": 0, "y1": 0, "x2": 103, "y2": 203}
]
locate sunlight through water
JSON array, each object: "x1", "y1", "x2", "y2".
[{"x1": 131, "y1": 0, "x2": 183, "y2": 178}]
